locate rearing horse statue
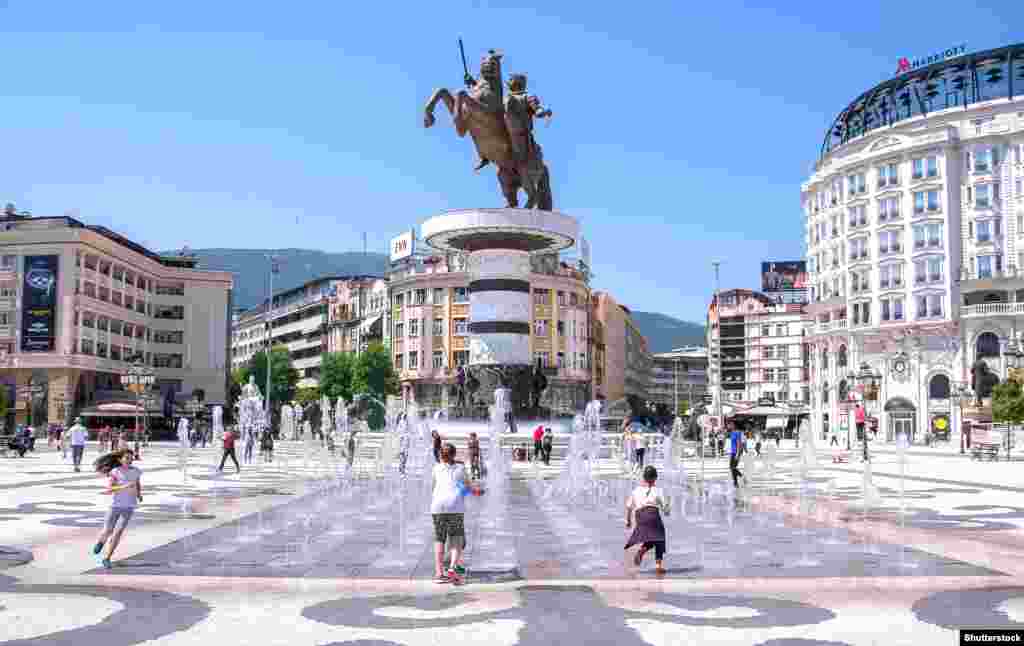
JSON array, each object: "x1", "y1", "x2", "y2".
[{"x1": 423, "y1": 48, "x2": 552, "y2": 210}]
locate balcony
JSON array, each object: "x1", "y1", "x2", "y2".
[{"x1": 962, "y1": 302, "x2": 1024, "y2": 317}]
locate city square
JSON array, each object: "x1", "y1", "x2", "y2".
[{"x1": 3, "y1": 3, "x2": 1024, "y2": 644}]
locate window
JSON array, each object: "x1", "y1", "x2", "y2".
[
  {"x1": 978, "y1": 254, "x2": 1002, "y2": 278},
  {"x1": 847, "y1": 172, "x2": 866, "y2": 195},
  {"x1": 408, "y1": 351, "x2": 418, "y2": 369},
  {"x1": 975, "y1": 148, "x2": 992, "y2": 172},
  {"x1": 764, "y1": 368, "x2": 776, "y2": 382},
  {"x1": 877, "y1": 163, "x2": 899, "y2": 188},
  {"x1": 557, "y1": 291, "x2": 567, "y2": 306},
  {"x1": 849, "y1": 238, "x2": 868, "y2": 261},
  {"x1": 395, "y1": 322, "x2": 404, "y2": 338},
  {"x1": 1017, "y1": 179, "x2": 1023, "y2": 196},
  {"x1": 394, "y1": 353, "x2": 404, "y2": 369},
  {"x1": 408, "y1": 319, "x2": 419, "y2": 337},
  {"x1": 79, "y1": 338, "x2": 94, "y2": 355},
  {"x1": 557, "y1": 351, "x2": 565, "y2": 368},
  {"x1": 761, "y1": 325, "x2": 770, "y2": 337},
  {"x1": 432, "y1": 318, "x2": 443, "y2": 336},
  {"x1": 453, "y1": 319, "x2": 468, "y2": 335},
  {"x1": 432, "y1": 350, "x2": 444, "y2": 369},
  {"x1": 453, "y1": 288, "x2": 468, "y2": 303},
  {"x1": 533, "y1": 289, "x2": 549, "y2": 305},
  {"x1": 878, "y1": 197, "x2": 899, "y2": 222},
  {"x1": 0, "y1": 254, "x2": 14, "y2": 269},
  {"x1": 927, "y1": 257, "x2": 944, "y2": 283},
  {"x1": 977, "y1": 219, "x2": 992, "y2": 242},
  {"x1": 776, "y1": 324, "x2": 785, "y2": 336},
  {"x1": 821, "y1": 349, "x2": 829, "y2": 370},
  {"x1": 917, "y1": 294, "x2": 943, "y2": 318},
  {"x1": 433, "y1": 287, "x2": 445, "y2": 305},
  {"x1": 852, "y1": 301, "x2": 871, "y2": 325},
  {"x1": 535, "y1": 351, "x2": 550, "y2": 367},
  {"x1": 414, "y1": 289, "x2": 426, "y2": 305},
  {"x1": 534, "y1": 319, "x2": 549, "y2": 337},
  {"x1": 914, "y1": 190, "x2": 941, "y2": 214},
  {"x1": 453, "y1": 350, "x2": 469, "y2": 366},
  {"x1": 879, "y1": 264, "x2": 903, "y2": 289},
  {"x1": 912, "y1": 156, "x2": 939, "y2": 179},
  {"x1": 0, "y1": 286, "x2": 12, "y2": 298},
  {"x1": 879, "y1": 230, "x2": 901, "y2": 255},
  {"x1": 880, "y1": 296, "x2": 904, "y2": 321},
  {"x1": 0, "y1": 312, "x2": 7, "y2": 325},
  {"x1": 764, "y1": 345, "x2": 775, "y2": 359},
  {"x1": 153, "y1": 305, "x2": 184, "y2": 320},
  {"x1": 976, "y1": 183, "x2": 993, "y2": 208}
]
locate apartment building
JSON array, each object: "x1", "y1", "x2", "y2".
[
  {"x1": 0, "y1": 215, "x2": 233, "y2": 427},
  {"x1": 649, "y1": 346, "x2": 708, "y2": 413},
  {"x1": 592, "y1": 291, "x2": 652, "y2": 403}
]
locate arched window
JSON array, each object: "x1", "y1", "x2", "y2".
[
  {"x1": 838, "y1": 345, "x2": 848, "y2": 368},
  {"x1": 822, "y1": 381, "x2": 830, "y2": 404},
  {"x1": 821, "y1": 349, "x2": 830, "y2": 370},
  {"x1": 929, "y1": 374, "x2": 951, "y2": 399},
  {"x1": 838, "y1": 378, "x2": 849, "y2": 401},
  {"x1": 976, "y1": 332, "x2": 1001, "y2": 359}
]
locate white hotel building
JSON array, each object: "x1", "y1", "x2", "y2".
[{"x1": 802, "y1": 42, "x2": 1024, "y2": 442}]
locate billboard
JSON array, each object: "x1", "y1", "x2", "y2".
[
  {"x1": 20, "y1": 255, "x2": 59, "y2": 352},
  {"x1": 389, "y1": 230, "x2": 415, "y2": 263},
  {"x1": 761, "y1": 261, "x2": 807, "y2": 292}
]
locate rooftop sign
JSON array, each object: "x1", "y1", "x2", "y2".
[{"x1": 895, "y1": 44, "x2": 967, "y2": 76}]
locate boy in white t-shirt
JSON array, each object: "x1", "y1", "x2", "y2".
[{"x1": 92, "y1": 449, "x2": 143, "y2": 569}]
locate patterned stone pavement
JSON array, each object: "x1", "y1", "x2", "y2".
[{"x1": 2, "y1": 440, "x2": 1024, "y2": 644}]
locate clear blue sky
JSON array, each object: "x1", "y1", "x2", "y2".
[{"x1": 0, "y1": 2, "x2": 1020, "y2": 322}]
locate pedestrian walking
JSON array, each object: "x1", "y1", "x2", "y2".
[
  {"x1": 218, "y1": 427, "x2": 241, "y2": 473},
  {"x1": 260, "y1": 428, "x2": 274, "y2": 463},
  {"x1": 243, "y1": 427, "x2": 256, "y2": 464},
  {"x1": 542, "y1": 427, "x2": 554, "y2": 465},
  {"x1": 635, "y1": 428, "x2": 648, "y2": 469},
  {"x1": 467, "y1": 432, "x2": 481, "y2": 479},
  {"x1": 92, "y1": 448, "x2": 142, "y2": 570},
  {"x1": 431, "y1": 443, "x2": 468, "y2": 584},
  {"x1": 68, "y1": 417, "x2": 88, "y2": 472},
  {"x1": 728, "y1": 424, "x2": 744, "y2": 488},
  {"x1": 60, "y1": 425, "x2": 72, "y2": 461},
  {"x1": 755, "y1": 433, "x2": 762, "y2": 457},
  {"x1": 625, "y1": 465, "x2": 670, "y2": 575},
  {"x1": 532, "y1": 425, "x2": 544, "y2": 462}
]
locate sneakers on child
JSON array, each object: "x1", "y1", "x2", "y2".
[
  {"x1": 101, "y1": 558, "x2": 112, "y2": 569},
  {"x1": 446, "y1": 567, "x2": 463, "y2": 585},
  {"x1": 92, "y1": 542, "x2": 104, "y2": 555}
]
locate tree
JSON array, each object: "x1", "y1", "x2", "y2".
[
  {"x1": 246, "y1": 346, "x2": 299, "y2": 409},
  {"x1": 319, "y1": 352, "x2": 357, "y2": 403},
  {"x1": 295, "y1": 386, "x2": 320, "y2": 406},
  {"x1": 353, "y1": 343, "x2": 399, "y2": 430},
  {"x1": 993, "y1": 380, "x2": 1024, "y2": 424}
]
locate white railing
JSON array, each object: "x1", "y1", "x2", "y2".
[
  {"x1": 818, "y1": 321, "x2": 833, "y2": 332},
  {"x1": 962, "y1": 302, "x2": 1024, "y2": 317}
]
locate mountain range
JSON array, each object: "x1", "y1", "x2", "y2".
[{"x1": 175, "y1": 248, "x2": 706, "y2": 352}]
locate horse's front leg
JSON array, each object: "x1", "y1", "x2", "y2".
[{"x1": 423, "y1": 88, "x2": 455, "y2": 128}]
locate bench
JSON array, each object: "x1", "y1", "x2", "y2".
[{"x1": 971, "y1": 442, "x2": 1001, "y2": 461}]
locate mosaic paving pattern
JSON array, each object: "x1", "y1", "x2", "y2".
[{"x1": 99, "y1": 475, "x2": 1004, "y2": 579}]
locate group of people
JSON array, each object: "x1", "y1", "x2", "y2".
[{"x1": 621, "y1": 416, "x2": 652, "y2": 473}]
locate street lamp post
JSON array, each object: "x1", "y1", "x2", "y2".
[
  {"x1": 120, "y1": 357, "x2": 156, "y2": 443},
  {"x1": 855, "y1": 362, "x2": 881, "y2": 462},
  {"x1": 1002, "y1": 340, "x2": 1024, "y2": 459},
  {"x1": 952, "y1": 382, "x2": 973, "y2": 454}
]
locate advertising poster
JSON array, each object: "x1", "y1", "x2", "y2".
[
  {"x1": 20, "y1": 255, "x2": 59, "y2": 352},
  {"x1": 761, "y1": 260, "x2": 807, "y2": 291}
]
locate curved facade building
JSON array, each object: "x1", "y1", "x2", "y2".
[{"x1": 802, "y1": 43, "x2": 1024, "y2": 443}]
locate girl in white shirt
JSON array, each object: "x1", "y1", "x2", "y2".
[{"x1": 624, "y1": 465, "x2": 670, "y2": 574}]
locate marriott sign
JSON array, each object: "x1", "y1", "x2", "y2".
[{"x1": 895, "y1": 44, "x2": 967, "y2": 76}]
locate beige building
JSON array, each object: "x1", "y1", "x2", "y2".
[
  {"x1": 592, "y1": 291, "x2": 652, "y2": 403},
  {"x1": 649, "y1": 346, "x2": 708, "y2": 413},
  {"x1": 385, "y1": 251, "x2": 592, "y2": 416},
  {"x1": 0, "y1": 214, "x2": 233, "y2": 428},
  {"x1": 327, "y1": 276, "x2": 388, "y2": 354},
  {"x1": 231, "y1": 275, "x2": 383, "y2": 389}
]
